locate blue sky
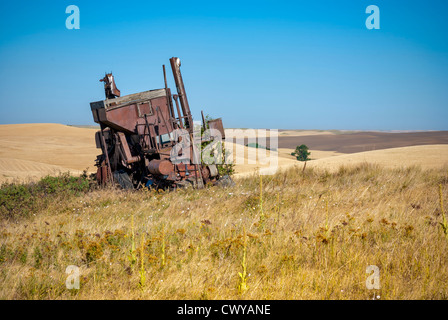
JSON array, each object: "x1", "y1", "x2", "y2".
[{"x1": 0, "y1": 0, "x2": 447, "y2": 130}]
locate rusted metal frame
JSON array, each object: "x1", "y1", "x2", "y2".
[
  {"x1": 155, "y1": 106, "x2": 172, "y2": 145},
  {"x1": 156, "y1": 106, "x2": 169, "y2": 133},
  {"x1": 176, "y1": 94, "x2": 193, "y2": 133},
  {"x1": 172, "y1": 95, "x2": 196, "y2": 183},
  {"x1": 101, "y1": 133, "x2": 113, "y2": 183},
  {"x1": 166, "y1": 90, "x2": 175, "y2": 118},
  {"x1": 173, "y1": 95, "x2": 184, "y2": 130},
  {"x1": 98, "y1": 119, "x2": 113, "y2": 183},
  {"x1": 154, "y1": 106, "x2": 168, "y2": 150},
  {"x1": 201, "y1": 110, "x2": 207, "y2": 131},
  {"x1": 193, "y1": 150, "x2": 201, "y2": 187},
  {"x1": 169, "y1": 57, "x2": 203, "y2": 188},
  {"x1": 172, "y1": 110, "x2": 193, "y2": 129},
  {"x1": 105, "y1": 89, "x2": 166, "y2": 110},
  {"x1": 115, "y1": 136, "x2": 127, "y2": 168},
  {"x1": 117, "y1": 132, "x2": 140, "y2": 165},
  {"x1": 136, "y1": 123, "x2": 149, "y2": 150},
  {"x1": 144, "y1": 114, "x2": 159, "y2": 153},
  {"x1": 166, "y1": 89, "x2": 177, "y2": 129},
  {"x1": 143, "y1": 114, "x2": 152, "y2": 149},
  {"x1": 169, "y1": 57, "x2": 193, "y2": 133},
  {"x1": 188, "y1": 131, "x2": 202, "y2": 188},
  {"x1": 163, "y1": 64, "x2": 168, "y2": 89},
  {"x1": 157, "y1": 146, "x2": 172, "y2": 158},
  {"x1": 150, "y1": 123, "x2": 161, "y2": 154}
]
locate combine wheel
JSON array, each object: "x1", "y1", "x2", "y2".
[
  {"x1": 215, "y1": 175, "x2": 235, "y2": 188},
  {"x1": 113, "y1": 170, "x2": 134, "y2": 190}
]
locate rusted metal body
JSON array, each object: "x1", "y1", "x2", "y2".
[
  {"x1": 208, "y1": 118, "x2": 225, "y2": 139},
  {"x1": 90, "y1": 57, "x2": 226, "y2": 189}
]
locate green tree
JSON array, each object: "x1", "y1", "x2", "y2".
[{"x1": 291, "y1": 144, "x2": 311, "y2": 161}]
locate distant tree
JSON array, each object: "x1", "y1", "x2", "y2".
[{"x1": 291, "y1": 144, "x2": 310, "y2": 161}]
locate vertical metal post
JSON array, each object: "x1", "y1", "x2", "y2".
[
  {"x1": 173, "y1": 95, "x2": 184, "y2": 130},
  {"x1": 169, "y1": 57, "x2": 193, "y2": 133},
  {"x1": 163, "y1": 64, "x2": 168, "y2": 89},
  {"x1": 98, "y1": 121, "x2": 113, "y2": 184},
  {"x1": 201, "y1": 110, "x2": 207, "y2": 131}
]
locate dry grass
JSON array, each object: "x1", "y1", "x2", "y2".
[
  {"x1": 232, "y1": 145, "x2": 448, "y2": 178},
  {"x1": 1, "y1": 163, "x2": 448, "y2": 300}
]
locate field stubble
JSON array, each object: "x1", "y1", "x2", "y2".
[{"x1": 1, "y1": 163, "x2": 448, "y2": 299}]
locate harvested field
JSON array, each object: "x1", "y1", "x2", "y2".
[
  {"x1": 1, "y1": 124, "x2": 447, "y2": 182},
  {"x1": 277, "y1": 131, "x2": 448, "y2": 153}
]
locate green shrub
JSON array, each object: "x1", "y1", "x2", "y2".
[
  {"x1": 0, "y1": 171, "x2": 93, "y2": 220},
  {"x1": 37, "y1": 172, "x2": 91, "y2": 196},
  {"x1": 291, "y1": 144, "x2": 311, "y2": 161},
  {"x1": 0, "y1": 184, "x2": 35, "y2": 219}
]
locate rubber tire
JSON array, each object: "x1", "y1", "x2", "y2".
[
  {"x1": 113, "y1": 170, "x2": 134, "y2": 190},
  {"x1": 216, "y1": 175, "x2": 235, "y2": 188}
]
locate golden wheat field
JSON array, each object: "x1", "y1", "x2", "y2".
[
  {"x1": 1, "y1": 124, "x2": 448, "y2": 300},
  {"x1": 2, "y1": 124, "x2": 447, "y2": 183}
]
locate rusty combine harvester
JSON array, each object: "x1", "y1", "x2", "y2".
[{"x1": 90, "y1": 57, "x2": 228, "y2": 190}]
